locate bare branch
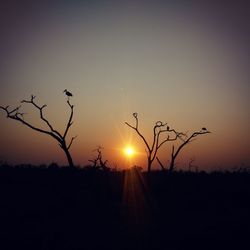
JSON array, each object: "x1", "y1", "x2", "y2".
[
  {"x1": 3, "y1": 109, "x2": 61, "y2": 141},
  {"x1": 21, "y1": 95, "x2": 62, "y2": 138},
  {"x1": 156, "y1": 157, "x2": 166, "y2": 171},
  {"x1": 89, "y1": 146, "x2": 109, "y2": 170},
  {"x1": 151, "y1": 121, "x2": 165, "y2": 153},
  {"x1": 133, "y1": 112, "x2": 138, "y2": 128},
  {"x1": 0, "y1": 105, "x2": 22, "y2": 119},
  {"x1": 125, "y1": 115, "x2": 151, "y2": 152},
  {"x1": 156, "y1": 129, "x2": 185, "y2": 151},
  {"x1": 67, "y1": 135, "x2": 77, "y2": 150},
  {"x1": 151, "y1": 123, "x2": 171, "y2": 162},
  {"x1": 125, "y1": 113, "x2": 211, "y2": 173},
  {"x1": 63, "y1": 100, "x2": 74, "y2": 139},
  {"x1": 125, "y1": 113, "x2": 182, "y2": 172},
  {"x1": 124, "y1": 121, "x2": 135, "y2": 130},
  {"x1": 1, "y1": 92, "x2": 76, "y2": 168},
  {"x1": 168, "y1": 128, "x2": 211, "y2": 173}
]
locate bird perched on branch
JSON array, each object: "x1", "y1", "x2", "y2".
[{"x1": 63, "y1": 89, "x2": 73, "y2": 97}]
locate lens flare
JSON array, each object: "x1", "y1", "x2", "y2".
[{"x1": 124, "y1": 146, "x2": 135, "y2": 157}]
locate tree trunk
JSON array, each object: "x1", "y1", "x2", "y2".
[
  {"x1": 169, "y1": 156, "x2": 175, "y2": 173},
  {"x1": 147, "y1": 158, "x2": 152, "y2": 173},
  {"x1": 61, "y1": 145, "x2": 74, "y2": 168}
]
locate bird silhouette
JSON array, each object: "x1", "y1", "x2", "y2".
[{"x1": 63, "y1": 89, "x2": 73, "y2": 97}]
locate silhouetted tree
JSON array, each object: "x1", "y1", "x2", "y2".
[
  {"x1": 157, "y1": 128, "x2": 211, "y2": 173},
  {"x1": 0, "y1": 94, "x2": 76, "y2": 167},
  {"x1": 188, "y1": 157, "x2": 199, "y2": 172},
  {"x1": 125, "y1": 113, "x2": 183, "y2": 172},
  {"x1": 88, "y1": 146, "x2": 109, "y2": 171}
]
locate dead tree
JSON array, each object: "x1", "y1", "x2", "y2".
[
  {"x1": 157, "y1": 128, "x2": 211, "y2": 173},
  {"x1": 125, "y1": 113, "x2": 183, "y2": 172},
  {"x1": 188, "y1": 157, "x2": 199, "y2": 172},
  {"x1": 156, "y1": 156, "x2": 167, "y2": 171},
  {"x1": 0, "y1": 94, "x2": 76, "y2": 167},
  {"x1": 88, "y1": 146, "x2": 109, "y2": 171}
]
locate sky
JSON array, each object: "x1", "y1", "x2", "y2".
[{"x1": 0, "y1": 0, "x2": 249, "y2": 170}]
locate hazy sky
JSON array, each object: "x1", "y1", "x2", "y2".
[{"x1": 0, "y1": 1, "x2": 249, "y2": 170}]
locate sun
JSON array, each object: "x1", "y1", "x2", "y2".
[{"x1": 124, "y1": 146, "x2": 135, "y2": 157}]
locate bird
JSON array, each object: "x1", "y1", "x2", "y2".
[
  {"x1": 202, "y1": 127, "x2": 207, "y2": 131},
  {"x1": 63, "y1": 89, "x2": 73, "y2": 97}
]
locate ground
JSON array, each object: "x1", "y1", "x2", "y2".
[{"x1": 0, "y1": 165, "x2": 249, "y2": 249}]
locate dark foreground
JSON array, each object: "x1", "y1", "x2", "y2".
[{"x1": 0, "y1": 165, "x2": 249, "y2": 250}]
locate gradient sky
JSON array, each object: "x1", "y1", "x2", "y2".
[{"x1": 0, "y1": 1, "x2": 249, "y2": 170}]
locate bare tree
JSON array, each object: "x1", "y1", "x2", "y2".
[
  {"x1": 157, "y1": 128, "x2": 211, "y2": 173},
  {"x1": 188, "y1": 157, "x2": 199, "y2": 172},
  {"x1": 0, "y1": 94, "x2": 76, "y2": 167},
  {"x1": 156, "y1": 156, "x2": 167, "y2": 171},
  {"x1": 88, "y1": 146, "x2": 109, "y2": 171},
  {"x1": 125, "y1": 113, "x2": 183, "y2": 172}
]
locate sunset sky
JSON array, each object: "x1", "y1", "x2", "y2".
[{"x1": 0, "y1": 1, "x2": 249, "y2": 170}]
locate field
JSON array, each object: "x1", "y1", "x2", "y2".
[{"x1": 0, "y1": 165, "x2": 249, "y2": 250}]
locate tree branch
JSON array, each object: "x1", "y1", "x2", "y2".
[
  {"x1": 63, "y1": 100, "x2": 74, "y2": 139},
  {"x1": 0, "y1": 105, "x2": 61, "y2": 142},
  {"x1": 156, "y1": 157, "x2": 166, "y2": 170},
  {"x1": 21, "y1": 95, "x2": 62, "y2": 138},
  {"x1": 125, "y1": 113, "x2": 151, "y2": 152},
  {"x1": 67, "y1": 135, "x2": 77, "y2": 150},
  {"x1": 151, "y1": 121, "x2": 167, "y2": 153},
  {"x1": 156, "y1": 129, "x2": 185, "y2": 151},
  {"x1": 169, "y1": 129, "x2": 211, "y2": 172},
  {"x1": 1, "y1": 92, "x2": 76, "y2": 168},
  {"x1": 125, "y1": 113, "x2": 188, "y2": 172}
]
